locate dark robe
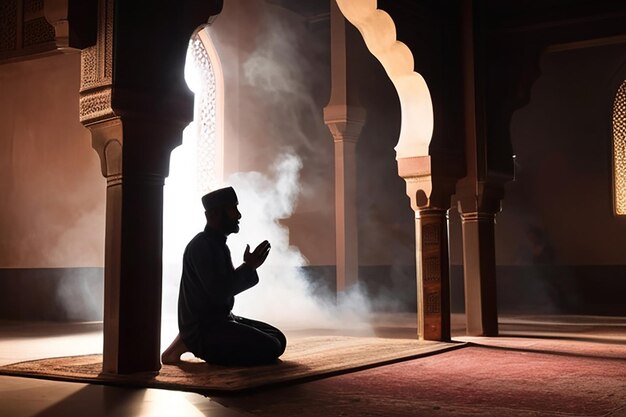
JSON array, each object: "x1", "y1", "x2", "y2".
[{"x1": 178, "y1": 226, "x2": 286, "y2": 365}]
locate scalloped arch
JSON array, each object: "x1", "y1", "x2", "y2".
[{"x1": 335, "y1": 0, "x2": 434, "y2": 158}]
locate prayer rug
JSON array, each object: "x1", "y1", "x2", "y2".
[{"x1": 0, "y1": 336, "x2": 462, "y2": 394}]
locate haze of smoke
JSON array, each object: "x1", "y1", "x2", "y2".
[
  {"x1": 162, "y1": 145, "x2": 372, "y2": 333},
  {"x1": 241, "y1": 10, "x2": 323, "y2": 154},
  {"x1": 55, "y1": 269, "x2": 103, "y2": 321},
  {"x1": 224, "y1": 151, "x2": 372, "y2": 330},
  {"x1": 49, "y1": 186, "x2": 106, "y2": 322}
]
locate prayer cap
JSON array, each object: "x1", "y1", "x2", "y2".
[{"x1": 201, "y1": 187, "x2": 238, "y2": 211}]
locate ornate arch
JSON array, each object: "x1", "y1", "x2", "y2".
[{"x1": 335, "y1": 0, "x2": 434, "y2": 158}]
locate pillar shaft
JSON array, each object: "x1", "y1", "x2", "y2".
[
  {"x1": 415, "y1": 208, "x2": 451, "y2": 341},
  {"x1": 456, "y1": 182, "x2": 503, "y2": 337},
  {"x1": 460, "y1": 211, "x2": 498, "y2": 336},
  {"x1": 89, "y1": 118, "x2": 181, "y2": 374},
  {"x1": 103, "y1": 172, "x2": 165, "y2": 373},
  {"x1": 457, "y1": 0, "x2": 508, "y2": 337},
  {"x1": 334, "y1": 139, "x2": 358, "y2": 291},
  {"x1": 324, "y1": 0, "x2": 365, "y2": 294}
]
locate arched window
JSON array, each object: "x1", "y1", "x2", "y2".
[{"x1": 613, "y1": 79, "x2": 626, "y2": 215}]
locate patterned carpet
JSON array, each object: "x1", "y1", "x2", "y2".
[{"x1": 0, "y1": 335, "x2": 461, "y2": 394}]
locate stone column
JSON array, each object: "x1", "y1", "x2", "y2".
[
  {"x1": 456, "y1": 0, "x2": 511, "y2": 337},
  {"x1": 398, "y1": 156, "x2": 455, "y2": 341},
  {"x1": 86, "y1": 118, "x2": 184, "y2": 374},
  {"x1": 79, "y1": 0, "x2": 222, "y2": 374},
  {"x1": 325, "y1": 110, "x2": 364, "y2": 292},
  {"x1": 324, "y1": 0, "x2": 365, "y2": 293},
  {"x1": 456, "y1": 185, "x2": 503, "y2": 336}
]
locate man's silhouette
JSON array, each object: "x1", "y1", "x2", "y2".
[{"x1": 162, "y1": 187, "x2": 286, "y2": 365}]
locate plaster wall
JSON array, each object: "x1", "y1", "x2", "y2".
[
  {"x1": 0, "y1": 52, "x2": 105, "y2": 269},
  {"x1": 485, "y1": 43, "x2": 626, "y2": 315},
  {"x1": 499, "y1": 43, "x2": 626, "y2": 266}
]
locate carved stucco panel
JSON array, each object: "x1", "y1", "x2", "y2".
[
  {"x1": 80, "y1": 46, "x2": 98, "y2": 89},
  {"x1": 22, "y1": 16, "x2": 55, "y2": 47},
  {"x1": 79, "y1": 0, "x2": 114, "y2": 125},
  {"x1": 79, "y1": 88, "x2": 114, "y2": 124},
  {"x1": 23, "y1": 0, "x2": 43, "y2": 16},
  {"x1": 103, "y1": 0, "x2": 113, "y2": 81}
]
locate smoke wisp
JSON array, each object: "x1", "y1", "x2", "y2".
[{"x1": 225, "y1": 151, "x2": 372, "y2": 331}]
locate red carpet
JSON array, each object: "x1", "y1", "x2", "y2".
[{"x1": 215, "y1": 342, "x2": 626, "y2": 417}]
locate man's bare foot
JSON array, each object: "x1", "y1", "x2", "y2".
[{"x1": 161, "y1": 333, "x2": 188, "y2": 365}]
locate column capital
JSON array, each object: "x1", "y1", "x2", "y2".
[
  {"x1": 460, "y1": 211, "x2": 496, "y2": 223},
  {"x1": 397, "y1": 155, "x2": 459, "y2": 211},
  {"x1": 323, "y1": 104, "x2": 366, "y2": 143},
  {"x1": 86, "y1": 116, "x2": 186, "y2": 182},
  {"x1": 416, "y1": 207, "x2": 449, "y2": 221},
  {"x1": 456, "y1": 181, "x2": 505, "y2": 216},
  {"x1": 87, "y1": 117, "x2": 122, "y2": 180}
]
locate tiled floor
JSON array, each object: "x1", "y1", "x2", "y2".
[{"x1": 0, "y1": 315, "x2": 625, "y2": 417}]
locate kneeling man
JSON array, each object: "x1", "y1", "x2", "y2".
[{"x1": 162, "y1": 187, "x2": 287, "y2": 365}]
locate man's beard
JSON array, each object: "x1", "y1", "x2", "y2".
[
  {"x1": 229, "y1": 221, "x2": 240, "y2": 234},
  {"x1": 222, "y1": 215, "x2": 239, "y2": 235}
]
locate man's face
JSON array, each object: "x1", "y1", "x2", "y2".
[{"x1": 220, "y1": 203, "x2": 241, "y2": 235}]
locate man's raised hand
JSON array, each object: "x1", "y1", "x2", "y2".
[{"x1": 244, "y1": 240, "x2": 271, "y2": 269}]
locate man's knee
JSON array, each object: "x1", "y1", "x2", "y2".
[
  {"x1": 204, "y1": 332, "x2": 282, "y2": 366},
  {"x1": 210, "y1": 342, "x2": 280, "y2": 366},
  {"x1": 255, "y1": 333, "x2": 284, "y2": 361},
  {"x1": 235, "y1": 317, "x2": 287, "y2": 354},
  {"x1": 274, "y1": 331, "x2": 287, "y2": 355}
]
